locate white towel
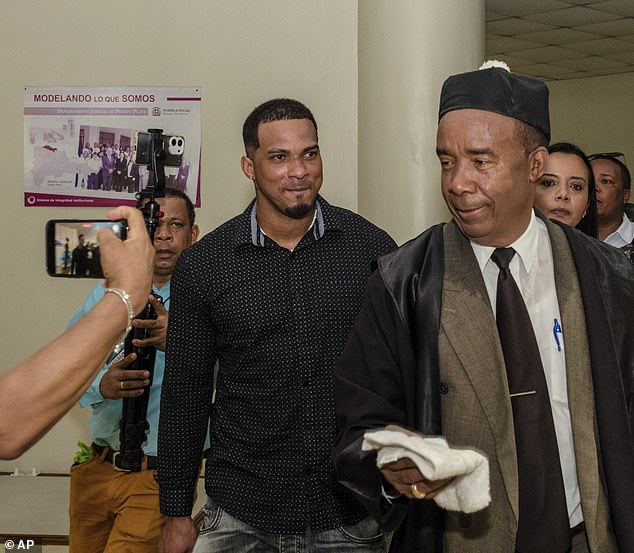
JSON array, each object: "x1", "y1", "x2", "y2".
[{"x1": 362, "y1": 429, "x2": 490, "y2": 513}]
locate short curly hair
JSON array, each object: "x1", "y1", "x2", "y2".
[{"x1": 242, "y1": 98, "x2": 317, "y2": 157}]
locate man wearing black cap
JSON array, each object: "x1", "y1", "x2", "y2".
[{"x1": 334, "y1": 63, "x2": 634, "y2": 552}]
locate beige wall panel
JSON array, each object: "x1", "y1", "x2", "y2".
[
  {"x1": 548, "y1": 72, "x2": 634, "y2": 165},
  {"x1": 358, "y1": 0, "x2": 486, "y2": 244}
]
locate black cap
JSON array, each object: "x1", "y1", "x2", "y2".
[{"x1": 439, "y1": 63, "x2": 550, "y2": 141}]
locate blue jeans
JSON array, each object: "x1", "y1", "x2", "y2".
[{"x1": 193, "y1": 497, "x2": 389, "y2": 553}]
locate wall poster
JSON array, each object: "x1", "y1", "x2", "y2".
[{"x1": 24, "y1": 86, "x2": 201, "y2": 207}]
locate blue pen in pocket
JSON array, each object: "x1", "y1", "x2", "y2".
[{"x1": 553, "y1": 318, "x2": 562, "y2": 352}]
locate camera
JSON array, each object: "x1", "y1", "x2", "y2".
[
  {"x1": 46, "y1": 219, "x2": 127, "y2": 278},
  {"x1": 133, "y1": 131, "x2": 184, "y2": 167}
]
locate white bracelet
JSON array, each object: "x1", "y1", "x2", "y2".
[{"x1": 105, "y1": 287, "x2": 134, "y2": 337}]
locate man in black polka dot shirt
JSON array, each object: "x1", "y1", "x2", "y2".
[{"x1": 157, "y1": 98, "x2": 396, "y2": 553}]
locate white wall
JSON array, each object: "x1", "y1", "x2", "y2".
[
  {"x1": 0, "y1": 0, "x2": 359, "y2": 473},
  {"x1": 548, "y1": 72, "x2": 634, "y2": 164},
  {"x1": 358, "y1": 0, "x2": 485, "y2": 244}
]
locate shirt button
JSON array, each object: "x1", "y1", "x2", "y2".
[
  {"x1": 458, "y1": 513, "x2": 471, "y2": 528},
  {"x1": 439, "y1": 382, "x2": 449, "y2": 395}
]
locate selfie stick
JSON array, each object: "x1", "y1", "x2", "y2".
[{"x1": 117, "y1": 129, "x2": 167, "y2": 471}]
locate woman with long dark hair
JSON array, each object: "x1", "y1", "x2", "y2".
[{"x1": 534, "y1": 142, "x2": 598, "y2": 238}]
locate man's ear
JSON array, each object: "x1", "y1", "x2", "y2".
[
  {"x1": 241, "y1": 155, "x2": 255, "y2": 181},
  {"x1": 624, "y1": 188, "x2": 630, "y2": 203},
  {"x1": 190, "y1": 224, "x2": 200, "y2": 244},
  {"x1": 528, "y1": 146, "x2": 549, "y2": 183}
]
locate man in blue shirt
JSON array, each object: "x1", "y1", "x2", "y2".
[{"x1": 68, "y1": 187, "x2": 199, "y2": 553}]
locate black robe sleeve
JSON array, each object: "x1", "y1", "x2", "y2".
[
  {"x1": 561, "y1": 223, "x2": 634, "y2": 553},
  {"x1": 334, "y1": 270, "x2": 414, "y2": 524},
  {"x1": 334, "y1": 224, "x2": 446, "y2": 553}
]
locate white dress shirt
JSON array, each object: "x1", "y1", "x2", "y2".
[
  {"x1": 604, "y1": 213, "x2": 634, "y2": 249},
  {"x1": 470, "y1": 210, "x2": 583, "y2": 527}
]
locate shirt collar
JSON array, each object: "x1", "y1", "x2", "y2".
[
  {"x1": 234, "y1": 196, "x2": 339, "y2": 248},
  {"x1": 153, "y1": 280, "x2": 170, "y2": 295},
  {"x1": 471, "y1": 209, "x2": 540, "y2": 274},
  {"x1": 606, "y1": 213, "x2": 634, "y2": 245}
]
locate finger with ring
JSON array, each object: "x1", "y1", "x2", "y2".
[
  {"x1": 120, "y1": 381, "x2": 124, "y2": 390},
  {"x1": 411, "y1": 482, "x2": 427, "y2": 500}
]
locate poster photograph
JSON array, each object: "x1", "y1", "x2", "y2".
[{"x1": 24, "y1": 86, "x2": 201, "y2": 207}]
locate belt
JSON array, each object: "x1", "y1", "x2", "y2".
[{"x1": 92, "y1": 443, "x2": 157, "y2": 471}]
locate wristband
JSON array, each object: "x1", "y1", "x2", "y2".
[{"x1": 105, "y1": 287, "x2": 134, "y2": 337}]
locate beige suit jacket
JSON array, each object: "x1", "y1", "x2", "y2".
[{"x1": 438, "y1": 218, "x2": 616, "y2": 552}]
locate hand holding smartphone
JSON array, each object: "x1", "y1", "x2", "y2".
[{"x1": 46, "y1": 219, "x2": 127, "y2": 278}]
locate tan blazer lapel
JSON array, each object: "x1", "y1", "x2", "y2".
[
  {"x1": 441, "y1": 221, "x2": 519, "y2": 519},
  {"x1": 546, "y1": 218, "x2": 611, "y2": 548}
]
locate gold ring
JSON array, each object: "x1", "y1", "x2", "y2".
[
  {"x1": 120, "y1": 381, "x2": 124, "y2": 390},
  {"x1": 411, "y1": 483, "x2": 427, "y2": 500}
]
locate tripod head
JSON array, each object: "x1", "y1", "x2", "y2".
[{"x1": 136, "y1": 128, "x2": 168, "y2": 241}]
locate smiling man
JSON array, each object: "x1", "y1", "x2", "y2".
[
  {"x1": 68, "y1": 188, "x2": 199, "y2": 553},
  {"x1": 156, "y1": 98, "x2": 396, "y2": 553},
  {"x1": 333, "y1": 65, "x2": 634, "y2": 553}
]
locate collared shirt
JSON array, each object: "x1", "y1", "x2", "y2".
[
  {"x1": 157, "y1": 196, "x2": 396, "y2": 533},
  {"x1": 70, "y1": 281, "x2": 171, "y2": 457},
  {"x1": 470, "y1": 210, "x2": 583, "y2": 527},
  {"x1": 604, "y1": 213, "x2": 634, "y2": 249}
]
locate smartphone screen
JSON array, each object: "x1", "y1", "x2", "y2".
[{"x1": 45, "y1": 220, "x2": 126, "y2": 278}]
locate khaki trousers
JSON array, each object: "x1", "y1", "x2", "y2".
[{"x1": 69, "y1": 456, "x2": 166, "y2": 553}]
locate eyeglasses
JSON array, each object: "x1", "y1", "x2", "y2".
[{"x1": 588, "y1": 152, "x2": 625, "y2": 161}]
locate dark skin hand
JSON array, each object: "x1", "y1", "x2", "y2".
[
  {"x1": 131, "y1": 295, "x2": 168, "y2": 352},
  {"x1": 158, "y1": 516, "x2": 198, "y2": 553},
  {"x1": 99, "y1": 353, "x2": 149, "y2": 399},
  {"x1": 99, "y1": 294, "x2": 169, "y2": 399},
  {"x1": 380, "y1": 424, "x2": 455, "y2": 499}
]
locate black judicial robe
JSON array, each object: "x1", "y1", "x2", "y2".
[{"x1": 334, "y1": 219, "x2": 634, "y2": 553}]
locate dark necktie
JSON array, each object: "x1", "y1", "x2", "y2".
[{"x1": 491, "y1": 248, "x2": 570, "y2": 553}]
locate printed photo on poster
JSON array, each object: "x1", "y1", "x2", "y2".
[{"x1": 24, "y1": 87, "x2": 201, "y2": 208}]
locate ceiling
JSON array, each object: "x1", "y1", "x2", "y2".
[{"x1": 486, "y1": 0, "x2": 634, "y2": 80}]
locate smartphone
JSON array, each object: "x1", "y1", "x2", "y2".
[
  {"x1": 45, "y1": 219, "x2": 127, "y2": 278},
  {"x1": 133, "y1": 131, "x2": 184, "y2": 167}
]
